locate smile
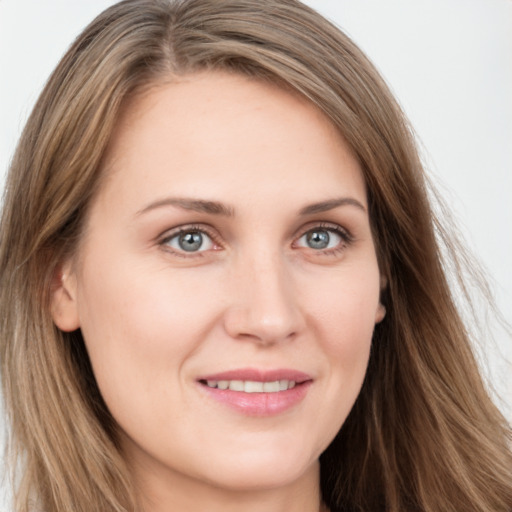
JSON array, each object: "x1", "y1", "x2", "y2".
[
  {"x1": 204, "y1": 379, "x2": 296, "y2": 392},
  {"x1": 197, "y1": 368, "x2": 312, "y2": 416}
]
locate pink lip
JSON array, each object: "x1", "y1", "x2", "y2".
[{"x1": 197, "y1": 367, "x2": 313, "y2": 417}]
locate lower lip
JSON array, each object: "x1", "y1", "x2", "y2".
[{"x1": 199, "y1": 382, "x2": 312, "y2": 416}]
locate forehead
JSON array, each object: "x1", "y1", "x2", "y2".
[{"x1": 97, "y1": 71, "x2": 366, "y2": 214}]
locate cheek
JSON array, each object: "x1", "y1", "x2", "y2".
[
  {"x1": 302, "y1": 265, "x2": 379, "y2": 413},
  {"x1": 75, "y1": 268, "x2": 227, "y2": 452},
  {"x1": 304, "y1": 264, "x2": 381, "y2": 349},
  {"x1": 75, "y1": 257, "x2": 222, "y2": 407},
  {"x1": 320, "y1": 298, "x2": 374, "y2": 394}
]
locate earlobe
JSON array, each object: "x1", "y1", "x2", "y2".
[
  {"x1": 375, "y1": 274, "x2": 388, "y2": 324},
  {"x1": 375, "y1": 302, "x2": 386, "y2": 324},
  {"x1": 50, "y1": 262, "x2": 80, "y2": 332}
]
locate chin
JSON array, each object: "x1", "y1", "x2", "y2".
[{"x1": 196, "y1": 444, "x2": 320, "y2": 492}]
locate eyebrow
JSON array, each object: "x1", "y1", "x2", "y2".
[
  {"x1": 136, "y1": 196, "x2": 366, "y2": 218},
  {"x1": 136, "y1": 197, "x2": 235, "y2": 217},
  {"x1": 299, "y1": 197, "x2": 366, "y2": 215}
]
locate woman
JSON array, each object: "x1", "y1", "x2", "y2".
[{"x1": 0, "y1": 1, "x2": 510, "y2": 511}]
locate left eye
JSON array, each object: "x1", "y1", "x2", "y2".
[
  {"x1": 164, "y1": 230, "x2": 215, "y2": 253},
  {"x1": 296, "y1": 228, "x2": 342, "y2": 250}
]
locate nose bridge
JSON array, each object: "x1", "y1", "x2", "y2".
[{"x1": 224, "y1": 246, "x2": 303, "y2": 344}]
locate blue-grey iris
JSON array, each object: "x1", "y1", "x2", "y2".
[
  {"x1": 179, "y1": 232, "x2": 203, "y2": 252},
  {"x1": 306, "y1": 230, "x2": 330, "y2": 249}
]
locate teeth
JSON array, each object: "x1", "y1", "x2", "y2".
[
  {"x1": 205, "y1": 379, "x2": 297, "y2": 392},
  {"x1": 229, "y1": 380, "x2": 244, "y2": 391},
  {"x1": 263, "y1": 381, "x2": 280, "y2": 392},
  {"x1": 244, "y1": 381, "x2": 263, "y2": 393}
]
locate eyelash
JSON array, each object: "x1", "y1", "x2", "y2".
[
  {"x1": 158, "y1": 222, "x2": 354, "y2": 258},
  {"x1": 159, "y1": 224, "x2": 220, "y2": 258},
  {"x1": 294, "y1": 222, "x2": 354, "y2": 256}
]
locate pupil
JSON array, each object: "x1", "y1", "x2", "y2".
[
  {"x1": 179, "y1": 232, "x2": 203, "y2": 251},
  {"x1": 307, "y1": 230, "x2": 329, "y2": 249}
]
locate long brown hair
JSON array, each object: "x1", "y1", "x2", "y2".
[{"x1": 1, "y1": 1, "x2": 510, "y2": 511}]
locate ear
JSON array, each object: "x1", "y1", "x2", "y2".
[
  {"x1": 50, "y1": 260, "x2": 80, "y2": 332},
  {"x1": 375, "y1": 274, "x2": 387, "y2": 324},
  {"x1": 375, "y1": 302, "x2": 386, "y2": 324}
]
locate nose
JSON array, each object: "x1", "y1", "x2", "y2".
[{"x1": 223, "y1": 251, "x2": 305, "y2": 346}]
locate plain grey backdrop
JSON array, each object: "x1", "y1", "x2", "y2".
[{"x1": 1, "y1": 0, "x2": 511, "y2": 509}]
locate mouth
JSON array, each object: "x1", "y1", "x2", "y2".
[
  {"x1": 199, "y1": 379, "x2": 298, "y2": 393},
  {"x1": 197, "y1": 368, "x2": 312, "y2": 416}
]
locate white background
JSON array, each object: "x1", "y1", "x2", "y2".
[{"x1": 1, "y1": 0, "x2": 511, "y2": 509}]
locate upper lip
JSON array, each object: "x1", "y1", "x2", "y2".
[{"x1": 197, "y1": 368, "x2": 312, "y2": 383}]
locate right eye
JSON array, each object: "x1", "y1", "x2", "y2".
[{"x1": 162, "y1": 229, "x2": 215, "y2": 254}]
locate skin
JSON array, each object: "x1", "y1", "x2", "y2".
[{"x1": 52, "y1": 72, "x2": 385, "y2": 512}]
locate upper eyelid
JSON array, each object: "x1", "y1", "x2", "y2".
[
  {"x1": 159, "y1": 223, "x2": 219, "y2": 242},
  {"x1": 293, "y1": 221, "x2": 353, "y2": 241}
]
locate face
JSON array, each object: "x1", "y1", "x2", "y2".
[{"x1": 52, "y1": 72, "x2": 384, "y2": 502}]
